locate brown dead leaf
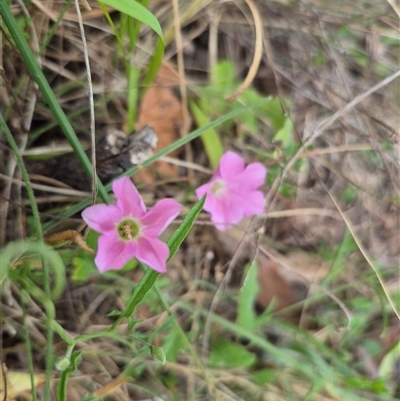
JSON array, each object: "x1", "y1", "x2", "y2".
[
  {"x1": 134, "y1": 63, "x2": 187, "y2": 184},
  {"x1": 45, "y1": 230, "x2": 94, "y2": 254},
  {"x1": 257, "y1": 258, "x2": 302, "y2": 322},
  {"x1": 154, "y1": 61, "x2": 181, "y2": 86}
]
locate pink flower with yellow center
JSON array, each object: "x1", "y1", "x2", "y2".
[
  {"x1": 82, "y1": 177, "x2": 182, "y2": 273},
  {"x1": 195, "y1": 151, "x2": 266, "y2": 231}
]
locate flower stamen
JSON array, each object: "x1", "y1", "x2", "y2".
[
  {"x1": 123, "y1": 225, "x2": 133, "y2": 240},
  {"x1": 117, "y1": 218, "x2": 140, "y2": 241},
  {"x1": 211, "y1": 180, "x2": 226, "y2": 197}
]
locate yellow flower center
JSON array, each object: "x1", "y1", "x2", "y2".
[
  {"x1": 210, "y1": 180, "x2": 226, "y2": 197},
  {"x1": 117, "y1": 219, "x2": 140, "y2": 241}
]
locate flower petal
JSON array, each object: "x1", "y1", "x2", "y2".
[
  {"x1": 135, "y1": 236, "x2": 170, "y2": 273},
  {"x1": 218, "y1": 151, "x2": 245, "y2": 180},
  {"x1": 112, "y1": 176, "x2": 146, "y2": 218},
  {"x1": 141, "y1": 199, "x2": 182, "y2": 237},
  {"x1": 205, "y1": 195, "x2": 243, "y2": 231},
  {"x1": 95, "y1": 232, "x2": 138, "y2": 272},
  {"x1": 231, "y1": 162, "x2": 266, "y2": 190},
  {"x1": 195, "y1": 182, "x2": 213, "y2": 200},
  {"x1": 230, "y1": 189, "x2": 265, "y2": 216},
  {"x1": 82, "y1": 204, "x2": 123, "y2": 233}
]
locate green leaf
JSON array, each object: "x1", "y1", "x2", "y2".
[
  {"x1": 209, "y1": 338, "x2": 256, "y2": 368},
  {"x1": 71, "y1": 256, "x2": 97, "y2": 282},
  {"x1": 99, "y1": 0, "x2": 163, "y2": 38},
  {"x1": 162, "y1": 323, "x2": 183, "y2": 361},
  {"x1": 143, "y1": 38, "x2": 164, "y2": 88},
  {"x1": 252, "y1": 369, "x2": 276, "y2": 385},
  {"x1": 236, "y1": 262, "x2": 259, "y2": 330},
  {"x1": 150, "y1": 345, "x2": 166, "y2": 364},
  {"x1": 212, "y1": 59, "x2": 236, "y2": 91},
  {"x1": 273, "y1": 117, "x2": 293, "y2": 148},
  {"x1": 189, "y1": 101, "x2": 224, "y2": 169},
  {"x1": 241, "y1": 91, "x2": 286, "y2": 130},
  {"x1": 106, "y1": 309, "x2": 122, "y2": 317},
  {"x1": 379, "y1": 340, "x2": 400, "y2": 378},
  {"x1": 167, "y1": 194, "x2": 206, "y2": 262}
]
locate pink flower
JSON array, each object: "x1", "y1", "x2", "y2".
[
  {"x1": 82, "y1": 177, "x2": 182, "y2": 273},
  {"x1": 195, "y1": 151, "x2": 266, "y2": 231}
]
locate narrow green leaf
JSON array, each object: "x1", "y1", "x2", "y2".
[
  {"x1": 167, "y1": 194, "x2": 206, "y2": 261},
  {"x1": 189, "y1": 101, "x2": 224, "y2": 169},
  {"x1": 142, "y1": 38, "x2": 164, "y2": 88},
  {"x1": 99, "y1": 0, "x2": 163, "y2": 39},
  {"x1": 127, "y1": 67, "x2": 140, "y2": 133},
  {"x1": 108, "y1": 195, "x2": 205, "y2": 330}
]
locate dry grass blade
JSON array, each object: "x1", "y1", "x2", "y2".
[
  {"x1": 74, "y1": 0, "x2": 97, "y2": 202},
  {"x1": 0, "y1": 174, "x2": 91, "y2": 197},
  {"x1": 386, "y1": 0, "x2": 400, "y2": 18},
  {"x1": 225, "y1": 0, "x2": 263, "y2": 102},
  {"x1": 172, "y1": 0, "x2": 194, "y2": 182},
  {"x1": 322, "y1": 184, "x2": 400, "y2": 321}
]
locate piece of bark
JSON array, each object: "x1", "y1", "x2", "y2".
[{"x1": 28, "y1": 126, "x2": 157, "y2": 191}]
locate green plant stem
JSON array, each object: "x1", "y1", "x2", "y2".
[
  {"x1": 20, "y1": 276, "x2": 55, "y2": 399},
  {"x1": 50, "y1": 321, "x2": 74, "y2": 346},
  {"x1": 0, "y1": 117, "x2": 42, "y2": 240},
  {"x1": 0, "y1": 2, "x2": 110, "y2": 204},
  {"x1": 72, "y1": 329, "x2": 120, "y2": 344},
  {"x1": 21, "y1": 290, "x2": 37, "y2": 401}
]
